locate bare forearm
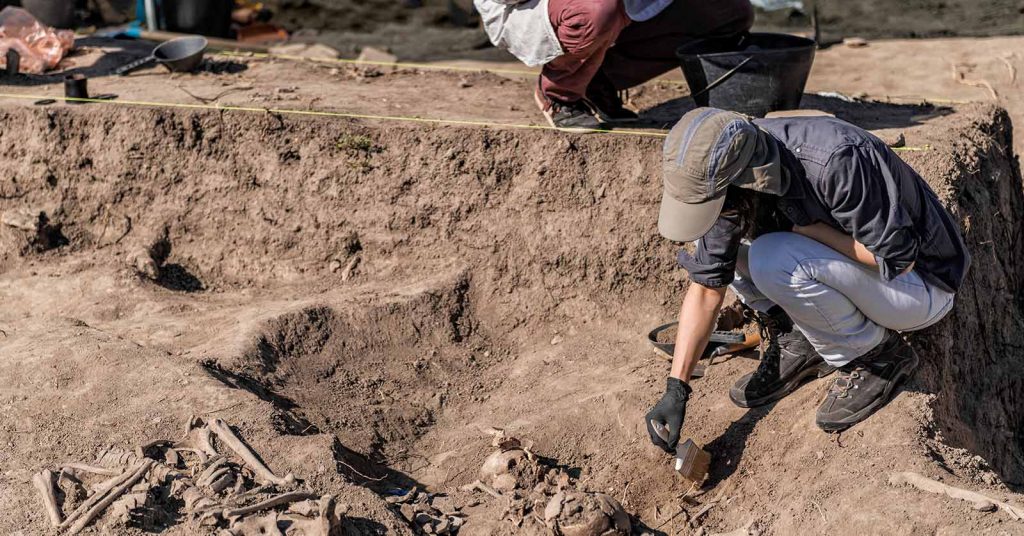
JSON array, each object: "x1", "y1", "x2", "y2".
[
  {"x1": 793, "y1": 223, "x2": 877, "y2": 267},
  {"x1": 670, "y1": 284, "x2": 727, "y2": 382}
]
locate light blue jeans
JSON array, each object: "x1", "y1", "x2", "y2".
[{"x1": 731, "y1": 233, "x2": 956, "y2": 366}]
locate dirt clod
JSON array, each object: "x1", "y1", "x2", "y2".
[
  {"x1": 545, "y1": 491, "x2": 630, "y2": 536},
  {"x1": 1, "y1": 208, "x2": 65, "y2": 254}
]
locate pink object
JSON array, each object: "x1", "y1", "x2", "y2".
[
  {"x1": 540, "y1": 0, "x2": 754, "y2": 102},
  {"x1": 0, "y1": 7, "x2": 74, "y2": 74}
]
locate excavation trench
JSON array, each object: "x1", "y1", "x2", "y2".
[
  {"x1": 1, "y1": 97, "x2": 1023, "y2": 533},
  {"x1": 202, "y1": 272, "x2": 491, "y2": 468}
]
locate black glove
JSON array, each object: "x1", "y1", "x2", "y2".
[{"x1": 645, "y1": 377, "x2": 692, "y2": 454}]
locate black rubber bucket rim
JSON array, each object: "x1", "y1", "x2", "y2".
[
  {"x1": 675, "y1": 32, "x2": 816, "y2": 115},
  {"x1": 677, "y1": 33, "x2": 816, "y2": 61}
]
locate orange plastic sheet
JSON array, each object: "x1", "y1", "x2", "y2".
[{"x1": 0, "y1": 7, "x2": 74, "y2": 74}]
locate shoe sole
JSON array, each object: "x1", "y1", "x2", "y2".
[
  {"x1": 816, "y1": 349, "x2": 920, "y2": 432},
  {"x1": 729, "y1": 361, "x2": 836, "y2": 409},
  {"x1": 592, "y1": 109, "x2": 640, "y2": 124},
  {"x1": 534, "y1": 91, "x2": 603, "y2": 134}
]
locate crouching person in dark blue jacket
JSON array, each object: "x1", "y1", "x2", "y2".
[{"x1": 646, "y1": 107, "x2": 971, "y2": 452}]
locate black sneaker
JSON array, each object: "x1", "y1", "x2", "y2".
[
  {"x1": 730, "y1": 306, "x2": 835, "y2": 408},
  {"x1": 584, "y1": 70, "x2": 639, "y2": 124},
  {"x1": 815, "y1": 331, "x2": 919, "y2": 432},
  {"x1": 535, "y1": 85, "x2": 603, "y2": 133},
  {"x1": 730, "y1": 330, "x2": 836, "y2": 408}
]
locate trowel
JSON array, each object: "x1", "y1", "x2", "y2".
[
  {"x1": 646, "y1": 322, "x2": 760, "y2": 379},
  {"x1": 650, "y1": 421, "x2": 712, "y2": 484}
]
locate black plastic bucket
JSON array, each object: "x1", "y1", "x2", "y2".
[
  {"x1": 21, "y1": 0, "x2": 75, "y2": 29},
  {"x1": 163, "y1": 0, "x2": 233, "y2": 38},
  {"x1": 676, "y1": 33, "x2": 816, "y2": 118}
]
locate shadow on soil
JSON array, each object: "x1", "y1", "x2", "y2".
[
  {"x1": 639, "y1": 93, "x2": 954, "y2": 131},
  {"x1": 2, "y1": 37, "x2": 248, "y2": 88},
  {"x1": 200, "y1": 359, "x2": 318, "y2": 436},
  {"x1": 200, "y1": 359, "x2": 429, "y2": 494},
  {"x1": 705, "y1": 402, "x2": 775, "y2": 488},
  {"x1": 157, "y1": 263, "x2": 205, "y2": 292}
]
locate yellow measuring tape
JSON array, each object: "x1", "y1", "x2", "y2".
[
  {"x1": 208, "y1": 51, "x2": 933, "y2": 152},
  {"x1": 0, "y1": 92, "x2": 669, "y2": 138},
  {"x1": 0, "y1": 92, "x2": 928, "y2": 150},
  {"x1": 215, "y1": 49, "x2": 545, "y2": 79},
  {"x1": 0, "y1": 92, "x2": 937, "y2": 150}
]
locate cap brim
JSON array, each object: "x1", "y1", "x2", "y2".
[{"x1": 658, "y1": 191, "x2": 727, "y2": 243}]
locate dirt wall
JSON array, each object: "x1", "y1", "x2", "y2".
[
  {"x1": 908, "y1": 107, "x2": 1024, "y2": 484},
  {"x1": 0, "y1": 100, "x2": 1022, "y2": 491}
]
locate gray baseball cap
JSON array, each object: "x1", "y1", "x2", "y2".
[{"x1": 658, "y1": 107, "x2": 785, "y2": 243}]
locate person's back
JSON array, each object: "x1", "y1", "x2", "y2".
[
  {"x1": 475, "y1": 0, "x2": 753, "y2": 131},
  {"x1": 647, "y1": 108, "x2": 969, "y2": 451},
  {"x1": 754, "y1": 115, "x2": 970, "y2": 293}
]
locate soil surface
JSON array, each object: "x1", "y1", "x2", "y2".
[
  {"x1": 1, "y1": 40, "x2": 1024, "y2": 536},
  {"x1": 259, "y1": 0, "x2": 1024, "y2": 62}
]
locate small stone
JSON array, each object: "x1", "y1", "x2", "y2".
[
  {"x1": 269, "y1": 42, "x2": 340, "y2": 59},
  {"x1": 550, "y1": 334, "x2": 563, "y2": 346},
  {"x1": 973, "y1": 500, "x2": 997, "y2": 512},
  {"x1": 886, "y1": 132, "x2": 906, "y2": 148},
  {"x1": 1, "y1": 209, "x2": 42, "y2": 231},
  {"x1": 341, "y1": 255, "x2": 361, "y2": 281},
  {"x1": 356, "y1": 46, "x2": 397, "y2": 64},
  {"x1": 843, "y1": 37, "x2": 869, "y2": 48}
]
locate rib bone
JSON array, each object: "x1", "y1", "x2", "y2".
[
  {"x1": 66, "y1": 458, "x2": 154, "y2": 535},
  {"x1": 222, "y1": 491, "x2": 319, "y2": 519}
]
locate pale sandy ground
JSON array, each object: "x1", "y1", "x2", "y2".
[{"x1": 433, "y1": 36, "x2": 1024, "y2": 153}]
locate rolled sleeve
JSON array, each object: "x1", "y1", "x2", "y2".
[{"x1": 676, "y1": 210, "x2": 744, "y2": 288}]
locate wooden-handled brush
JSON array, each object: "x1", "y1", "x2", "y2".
[{"x1": 650, "y1": 422, "x2": 712, "y2": 484}]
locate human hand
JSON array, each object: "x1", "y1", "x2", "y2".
[{"x1": 645, "y1": 377, "x2": 692, "y2": 453}]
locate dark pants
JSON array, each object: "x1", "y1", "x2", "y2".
[{"x1": 541, "y1": 0, "x2": 755, "y2": 102}]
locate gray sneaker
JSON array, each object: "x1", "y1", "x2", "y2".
[
  {"x1": 816, "y1": 331, "x2": 919, "y2": 432},
  {"x1": 535, "y1": 85, "x2": 603, "y2": 133}
]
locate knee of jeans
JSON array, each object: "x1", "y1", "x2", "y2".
[
  {"x1": 556, "y1": 0, "x2": 622, "y2": 53},
  {"x1": 747, "y1": 233, "x2": 803, "y2": 298}
]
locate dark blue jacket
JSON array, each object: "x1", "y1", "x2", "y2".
[{"x1": 679, "y1": 115, "x2": 971, "y2": 294}]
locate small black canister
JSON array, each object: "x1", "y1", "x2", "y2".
[{"x1": 64, "y1": 74, "x2": 89, "y2": 104}]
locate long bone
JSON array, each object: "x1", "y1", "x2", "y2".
[
  {"x1": 32, "y1": 470, "x2": 63, "y2": 526},
  {"x1": 208, "y1": 419, "x2": 295, "y2": 487},
  {"x1": 64, "y1": 459, "x2": 154, "y2": 535}
]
